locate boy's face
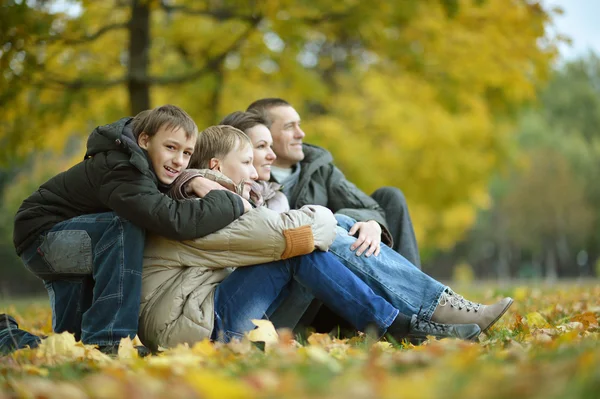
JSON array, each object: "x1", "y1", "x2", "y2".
[
  {"x1": 138, "y1": 125, "x2": 196, "y2": 185},
  {"x1": 212, "y1": 142, "x2": 258, "y2": 200}
]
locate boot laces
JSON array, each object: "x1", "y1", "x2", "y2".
[
  {"x1": 438, "y1": 289, "x2": 481, "y2": 312},
  {"x1": 414, "y1": 316, "x2": 447, "y2": 333}
]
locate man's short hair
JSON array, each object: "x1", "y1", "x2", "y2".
[
  {"x1": 246, "y1": 98, "x2": 291, "y2": 129},
  {"x1": 220, "y1": 111, "x2": 268, "y2": 134},
  {"x1": 190, "y1": 125, "x2": 251, "y2": 169},
  {"x1": 132, "y1": 104, "x2": 198, "y2": 140}
]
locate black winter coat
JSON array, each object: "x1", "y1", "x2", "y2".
[{"x1": 13, "y1": 117, "x2": 244, "y2": 255}]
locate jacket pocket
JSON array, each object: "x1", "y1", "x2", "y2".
[{"x1": 39, "y1": 230, "x2": 93, "y2": 275}]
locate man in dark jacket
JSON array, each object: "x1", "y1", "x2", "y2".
[
  {"x1": 247, "y1": 98, "x2": 420, "y2": 266},
  {"x1": 247, "y1": 98, "x2": 421, "y2": 332},
  {"x1": 7, "y1": 105, "x2": 249, "y2": 355}
]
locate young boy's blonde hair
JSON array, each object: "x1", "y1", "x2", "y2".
[
  {"x1": 132, "y1": 104, "x2": 198, "y2": 140},
  {"x1": 190, "y1": 125, "x2": 252, "y2": 169}
]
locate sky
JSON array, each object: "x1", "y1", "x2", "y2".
[{"x1": 545, "y1": 0, "x2": 600, "y2": 59}]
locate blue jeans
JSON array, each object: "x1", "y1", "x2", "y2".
[
  {"x1": 211, "y1": 251, "x2": 399, "y2": 342},
  {"x1": 0, "y1": 316, "x2": 41, "y2": 356},
  {"x1": 269, "y1": 215, "x2": 446, "y2": 330},
  {"x1": 19, "y1": 212, "x2": 145, "y2": 346}
]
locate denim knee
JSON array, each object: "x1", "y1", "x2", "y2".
[{"x1": 335, "y1": 214, "x2": 357, "y2": 231}]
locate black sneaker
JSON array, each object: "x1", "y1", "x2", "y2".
[
  {"x1": 0, "y1": 314, "x2": 18, "y2": 330},
  {"x1": 407, "y1": 314, "x2": 481, "y2": 342},
  {"x1": 98, "y1": 344, "x2": 151, "y2": 358}
]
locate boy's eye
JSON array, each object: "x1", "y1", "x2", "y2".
[{"x1": 166, "y1": 145, "x2": 175, "y2": 150}]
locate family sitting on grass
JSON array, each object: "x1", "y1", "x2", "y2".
[{"x1": 1, "y1": 101, "x2": 512, "y2": 356}]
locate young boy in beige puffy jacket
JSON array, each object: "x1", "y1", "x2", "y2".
[{"x1": 138, "y1": 126, "x2": 482, "y2": 350}]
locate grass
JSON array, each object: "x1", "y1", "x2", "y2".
[{"x1": 1, "y1": 281, "x2": 599, "y2": 399}]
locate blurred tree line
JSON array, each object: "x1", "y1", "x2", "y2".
[
  {"x1": 0, "y1": 0, "x2": 575, "y2": 294},
  {"x1": 429, "y1": 54, "x2": 600, "y2": 281}
]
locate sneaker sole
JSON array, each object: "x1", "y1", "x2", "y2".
[{"x1": 482, "y1": 298, "x2": 514, "y2": 334}]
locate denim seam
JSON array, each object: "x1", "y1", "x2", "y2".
[
  {"x1": 95, "y1": 234, "x2": 119, "y2": 256},
  {"x1": 301, "y1": 255, "x2": 396, "y2": 330},
  {"x1": 94, "y1": 293, "x2": 122, "y2": 302},
  {"x1": 329, "y1": 246, "x2": 420, "y2": 311},
  {"x1": 422, "y1": 284, "x2": 447, "y2": 321}
]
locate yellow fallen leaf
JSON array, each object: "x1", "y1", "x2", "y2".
[
  {"x1": 21, "y1": 365, "x2": 49, "y2": 377},
  {"x1": 184, "y1": 370, "x2": 254, "y2": 399},
  {"x1": 118, "y1": 336, "x2": 138, "y2": 359},
  {"x1": 526, "y1": 312, "x2": 550, "y2": 328},
  {"x1": 36, "y1": 332, "x2": 85, "y2": 362},
  {"x1": 190, "y1": 339, "x2": 217, "y2": 358},
  {"x1": 247, "y1": 319, "x2": 279, "y2": 347}
]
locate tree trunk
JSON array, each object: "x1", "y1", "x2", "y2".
[
  {"x1": 545, "y1": 245, "x2": 558, "y2": 282},
  {"x1": 497, "y1": 242, "x2": 511, "y2": 282},
  {"x1": 208, "y1": 64, "x2": 224, "y2": 124},
  {"x1": 128, "y1": 0, "x2": 151, "y2": 114}
]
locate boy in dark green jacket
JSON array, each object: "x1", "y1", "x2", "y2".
[{"x1": 6, "y1": 105, "x2": 247, "y2": 355}]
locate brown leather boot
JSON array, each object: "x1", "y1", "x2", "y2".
[{"x1": 430, "y1": 289, "x2": 513, "y2": 333}]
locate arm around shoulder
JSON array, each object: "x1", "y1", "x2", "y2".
[{"x1": 99, "y1": 164, "x2": 244, "y2": 240}]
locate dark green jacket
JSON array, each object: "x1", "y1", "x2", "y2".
[
  {"x1": 13, "y1": 117, "x2": 244, "y2": 255},
  {"x1": 285, "y1": 144, "x2": 392, "y2": 244}
]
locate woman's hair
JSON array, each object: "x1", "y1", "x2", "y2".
[
  {"x1": 190, "y1": 125, "x2": 252, "y2": 169},
  {"x1": 219, "y1": 111, "x2": 268, "y2": 133},
  {"x1": 131, "y1": 104, "x2": 198, "y2": 140}
]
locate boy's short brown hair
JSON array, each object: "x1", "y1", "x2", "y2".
[
  {"x1": 132, "y1": 104, "x2": 198, "y2": 140},
  {"x1": 190, "y1": 125, "x2": 252, "y2": 169}
]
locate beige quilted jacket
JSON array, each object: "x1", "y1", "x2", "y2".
[{"x1": 138, "y1": 169, "x2": 337, "y2": 350}]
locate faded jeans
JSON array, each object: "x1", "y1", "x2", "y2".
[
  {"x1": 211, "y1": 251, "x2": 399, "y2": 342},
  {"x1": 19, "y1": 212, "x2": 145, "y2": 346},
  {"x1": 269, "y1": 215, "x2": 446, "y2": 330}
]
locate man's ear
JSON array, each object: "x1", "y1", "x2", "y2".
[
  {"x1": 138, "y1": 132, "x2": 150, "y2": 149},
  {"x1": 209, "y1": 158, "x2": 221, "y2": 171}
]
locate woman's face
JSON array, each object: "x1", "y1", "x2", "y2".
[
  {"x1": 214, "y1": 142, "x2": 258, "y2": 199},
  {"x1": 246, "y1": 124, "x2": 276, "y2": 181}
]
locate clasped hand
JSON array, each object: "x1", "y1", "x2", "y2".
[
  {"x1": 189, "y1": 176, "x2": 252, "y2": 213},
  {"x1": 348, "y1": 220, "x2": 381, "y2": 257}
]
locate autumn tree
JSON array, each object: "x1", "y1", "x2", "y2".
[{"x1": 1, "y1": 0, "x2": 559, "y2": 256}]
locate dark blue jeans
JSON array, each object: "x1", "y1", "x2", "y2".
[
  {"x1": 0, "y1": 315, "x2": 41, "y2": 356},
  {"x1": 212, "y1": 251, "x2": 400, "y2": 342},
  {"x1": 19, "y1": 212, "x2": 145, "y2": 346}
]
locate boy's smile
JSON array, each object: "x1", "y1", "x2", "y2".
[{"x1": 138, "y1": 125, "x2": 197, "y2": 185}]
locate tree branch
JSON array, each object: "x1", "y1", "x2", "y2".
[
  {"x1": 159, "y1": 1, "x2": 260, "y2": 23},
  {"x1": 38, "y1": 22, "x2": 129, "y2": 45},
  {"x1": 149, "y1": 22, "x2": 259, "y2": 86},
  {"x1": 41, "y1": 75, "x2": 127, "y2": 90}
]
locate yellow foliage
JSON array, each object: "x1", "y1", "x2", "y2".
[
  {"x1": 0, "y1": 0, "x2": 560, "y2": 251},
  {"x1": 452, "y1": 262, "x2": 475, "y2": 284}
]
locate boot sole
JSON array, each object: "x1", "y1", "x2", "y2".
[{"x1": 482, "y1": 298, "x2": 514, "y2": 333}]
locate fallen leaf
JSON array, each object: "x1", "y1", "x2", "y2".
[{"x1": 247, "y1": 319, "x2": 279, "y2": 349}]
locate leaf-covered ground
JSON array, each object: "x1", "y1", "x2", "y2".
[{"x1": 1, "y1": 282, "x2": 599, "y2": 399}]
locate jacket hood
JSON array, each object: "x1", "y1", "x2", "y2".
[{"x1": 84, "y1": 117, "x2": 155, "y2": 181}]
